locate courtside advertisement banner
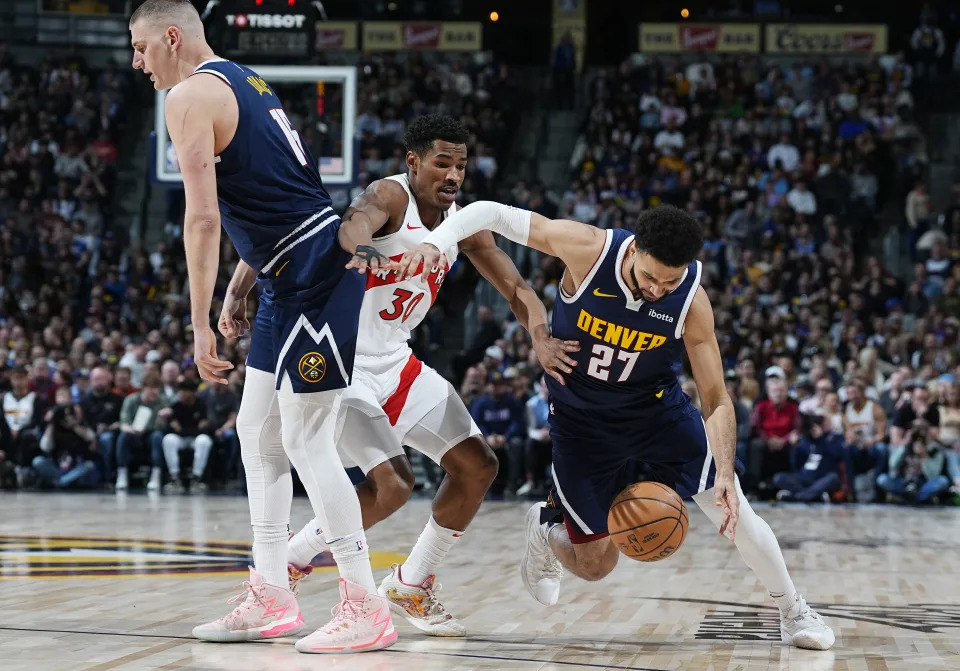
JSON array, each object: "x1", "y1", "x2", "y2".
[
  {"x1": 362, "y1": 22, "x2": 483, "y2": 51},
  {"x1": 764, "y1": 24, "x2": 888, "y2": 54},
  {"x1": 315, "y1": 21, "x2": 359, "y2": 51},
  {"x1": 638, "y1": 23, "x2": 760, "y2": 53}
]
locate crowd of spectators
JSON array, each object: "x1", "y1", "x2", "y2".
[
  {"x1": 1, "y1": 45, "x2": 958, "y2": 506},
  {"x1": 473, "y1": 55, "x2": 960, "y2": 504},
  {"x1": 348, "y1": 52, "x2": 516, "y2": 204},
  {"x1": 0, "y1": 51, "x2": 516, "y2": 493}
]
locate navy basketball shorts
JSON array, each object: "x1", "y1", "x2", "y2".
[
  {"x1": 547, "y1": 402, "x2": 743, "y2": 544},
  {"x1": 246, "y1": 226, "x2": 364, "y2": 395}
]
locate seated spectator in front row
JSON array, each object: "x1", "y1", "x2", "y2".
[
  {"x1": 878, "y1": 420, "x2": 950, "y2": 503},
  {"x1": 160, "y1": 379, "x2": 213, "y2": 493},
  {"x1": 80, "y1": 366, "x2": 123, "y2": 479},
  {"x1": 749, "y1": 376, "x2": 800, "y2": 490},
  {"x1": 843, "y1": 377, "x2": 889, "y2": 502},
  {"x1": 3, "y1": 367, "x2": 45, "y2": 484},
  {"x1": 32, "y1": 387, "x2": 102, "y2": 489},
  {"x1": 518, "y1": 377, "x2": 551, "y2": 497},
  {"x1": 113, "y1": 373, "x2": 171, "y2": 491},
  {"x1": 470, "y1": 372, "x2": 525, "y2": 495},
  {"x1": 772, "y1": 413, "x2": 846, "y2": 502}
]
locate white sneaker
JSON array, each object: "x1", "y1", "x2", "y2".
[
  {"x1": 295, "y1": 578, "x2": 397, "y2": 654},
  {"x1": 780, "y1": 594, "x2": 835, "y2": 650},
  {"x1": 192, "y1": 568, "x2": 304, "y2": 642},
  {"x1": 378, "y1": 564, "x2": 465, "y2": 637},
  {"x1": 520, "y1": 502, "x2": 563, "y2": 606},
  {"x1": 516, "y1": 480, "x2": 535, "y2": 496},
  {"x1": 146, "y1": 477, "x2": 160, "y2": 491},
  {"x1": 115, "y1": 469, "x2": 128, "y2": 490}
]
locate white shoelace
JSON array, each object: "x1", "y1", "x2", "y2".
[
  {"x1": 323, "y1": 598, "x2": 364, "y2": 632},
  {"x1": 219, "y1": 581, "x2": 263, "y2": 621},
  {"x1": 542, "y1": 553, "x2": 563, "y2": 580},
  {"x1": 419, "y1": 581, "x2": 453, "y2": 620}
]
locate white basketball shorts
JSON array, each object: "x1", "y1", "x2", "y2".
[{"x1": 338, "y1": 352, "x2": 481, "y2": 473}]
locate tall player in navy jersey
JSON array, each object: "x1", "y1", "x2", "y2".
[
  {"x1": 398, "y1": 203, "x2": 836, "y2": 650},
  {"x1": 129, "y1": 0, "x2": 396, "y2": 653}
]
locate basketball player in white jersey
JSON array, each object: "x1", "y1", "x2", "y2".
[{"x1": 220, "y1": 114, "x2": 578, "y2": 635}]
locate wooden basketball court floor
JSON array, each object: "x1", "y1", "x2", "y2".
[{"x1": 1, "y1": 492, "x2": 958, "y2": 671}]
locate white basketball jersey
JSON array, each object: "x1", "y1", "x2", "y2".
[
  {"x1": 844, "y1": 400, "x2": 876, "y2": 439},
  {"x1": 354, "y1": 174, "x2": 459, "y2": 362}
]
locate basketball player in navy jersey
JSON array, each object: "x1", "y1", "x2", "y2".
[
  {"x1": 129, "y1": 0, "x2": 395, "y2": 652},
  {"x1": 397, "y1": 203, "x2": 836, "y2": 650}
]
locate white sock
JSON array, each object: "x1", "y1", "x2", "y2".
[
  {"x1": 288, "y1": 519, "x2": 328, "y2": 569},
  {"x1": 253, "y1": 524, "x2": 289, "y2": 589},
  {"x1": 693, "y1": 480, "x2": 797, "y2": 614},
  {"x1": 329, "y1": 532, "x2": 377, "y2": 593},
  {"x1": 149, "y1": 466, "x2": 160, "y2": 482},
  {"x1": 400, "y1": 516, "x2": 462, "y2": 586},
  {"x1": 116, "y1": 466, "x2": 128, "y2": 481}
]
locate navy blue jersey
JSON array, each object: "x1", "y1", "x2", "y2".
[
  {"x1": 546, "y1": 228, "x2": 702, "y2": 417},
  {"x1": 192, "y1": 59, "x2": 334, "y2": 274}
]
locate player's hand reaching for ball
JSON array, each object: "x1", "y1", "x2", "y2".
[
  {"x1": 396, "y1": 243, "x2": 445, "y2": 282},
  {"x1": 218, "y1": 292, "x2": 250, "y2": 339},
  {"x1": 532, "y1": 329, "x2": 580, "y2": 386},
  {"x1": 347, "y1": 245, "x2": 395, "y2": 275},
  {"x1": 713, "y1": 472, "x2": 740, "y2": 541},
  {"x1": 194, "y1": 325, "x2": 233, "y2": 386}
]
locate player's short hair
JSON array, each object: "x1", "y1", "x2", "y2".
[
  {"x1": 403, "y1": 114, "x2": 469, "y2": 157},
  {"x1": 633, "y1": 205, "x2": 704, "y2": 268},
  {"x1": 129, "y1": 0, "x2": 201, "y2": 29}
]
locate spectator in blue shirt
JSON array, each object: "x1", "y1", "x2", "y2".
[
  {"x1": 471, "y1": 372, "x2": 525, "y2": 495},
  {"x1": 772, "y1": 413, "x2": 846, "y2": 502},
  {"x1": 518, "y1": 377, "x2": 551, "y2": 497}
]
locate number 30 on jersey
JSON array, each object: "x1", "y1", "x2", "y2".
[{"x1": 380, "y1": 288, "x2": 425, "y2": 323}]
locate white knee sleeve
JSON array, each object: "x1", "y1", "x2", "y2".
[
  {"x1": 693, "y1": 477, "x2": 796, "y2": 600},
  {"x1": 237, "y1": 367, "x2": 290, "y2": 586},
  {"x1": 277, "y1": 375, "x2": 365, "y2": 542}
]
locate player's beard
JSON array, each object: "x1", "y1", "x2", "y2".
[{"x1": 628, "y1": 261, "x2": 660, "y2": 303}]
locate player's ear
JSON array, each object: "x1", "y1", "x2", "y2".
[
  {"x1": 405, "y1": 150, "x2": 419, "y2": 174},
  {"x1": 167, "y1": 26, "x2": 179, "y2": 49}
]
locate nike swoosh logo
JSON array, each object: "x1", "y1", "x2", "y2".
[
  {"x1": 593, "y1": 288, "x2": 617, "y2": 298},
  {"x1": 656, "y1": 390, "x2": 664, "y2": 399},
  {"x1": 406, "y1": 223, "x2": 423, "y2": 230}
]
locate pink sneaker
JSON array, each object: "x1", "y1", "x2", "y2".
[
  {"x1": 295, "y1": 578, "x2": 398, "y2": 654},
  {"x1": 288, "y1": 563, "x2": 313, "y2": 595},
  {"x1": 192, "y1": 568, "x2": 304, "y2": 642}
]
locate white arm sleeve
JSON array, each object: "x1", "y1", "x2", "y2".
[{"x1": 421, "y1": 201, "x2": 531, "y2": 251}]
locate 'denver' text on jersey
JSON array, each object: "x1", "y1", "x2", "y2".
[{"x1": 547, "y1": 228, "x2": 702, "y2": 416}]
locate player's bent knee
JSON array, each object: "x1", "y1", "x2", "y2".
[
  {"x1": 368, "y1": 456, "x2": 415, "y2": 512},
  {"x1": 572, "y1": 538, "x2": 618, "y2": 581},
  {"x1": 577, "y1": 556, "x2": 616, "y2": 581},
  {"x1": 443, "y1": 437, "x2": 499, "y2": 487}
]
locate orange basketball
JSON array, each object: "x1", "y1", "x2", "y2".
[{"x1": 608, "y1": 481, "x2": 688, "y2": 562}]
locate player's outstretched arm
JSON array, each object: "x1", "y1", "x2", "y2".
[
  {"x1": 165, "y1": 77, "x2": 233, "y2": 384},
  {"x1": 395, "y1": 201, "x2": 605, "y2": 284},
  {"x1": 339, "y1": 179, "x2": 409, "y2": 274},
  {"x1": 683, "y1": 287, "x2": 739, "y2": 539},
  {"x1": 460, "y1": 231, "x2": 580, "y2": 385}
]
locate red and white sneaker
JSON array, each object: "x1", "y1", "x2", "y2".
[
  {"x1": 287, "y1": 563, "x2": 313, "y2": 595},
  {"x1": 378, "y1": 564, "x2": 465, "y2": 636},
  {"x1": 295, "y1": 578, "x2": 398, "y2": 654},
  {"x1": 192, "y1": 568, "x2": 304, "y2": 642}
]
